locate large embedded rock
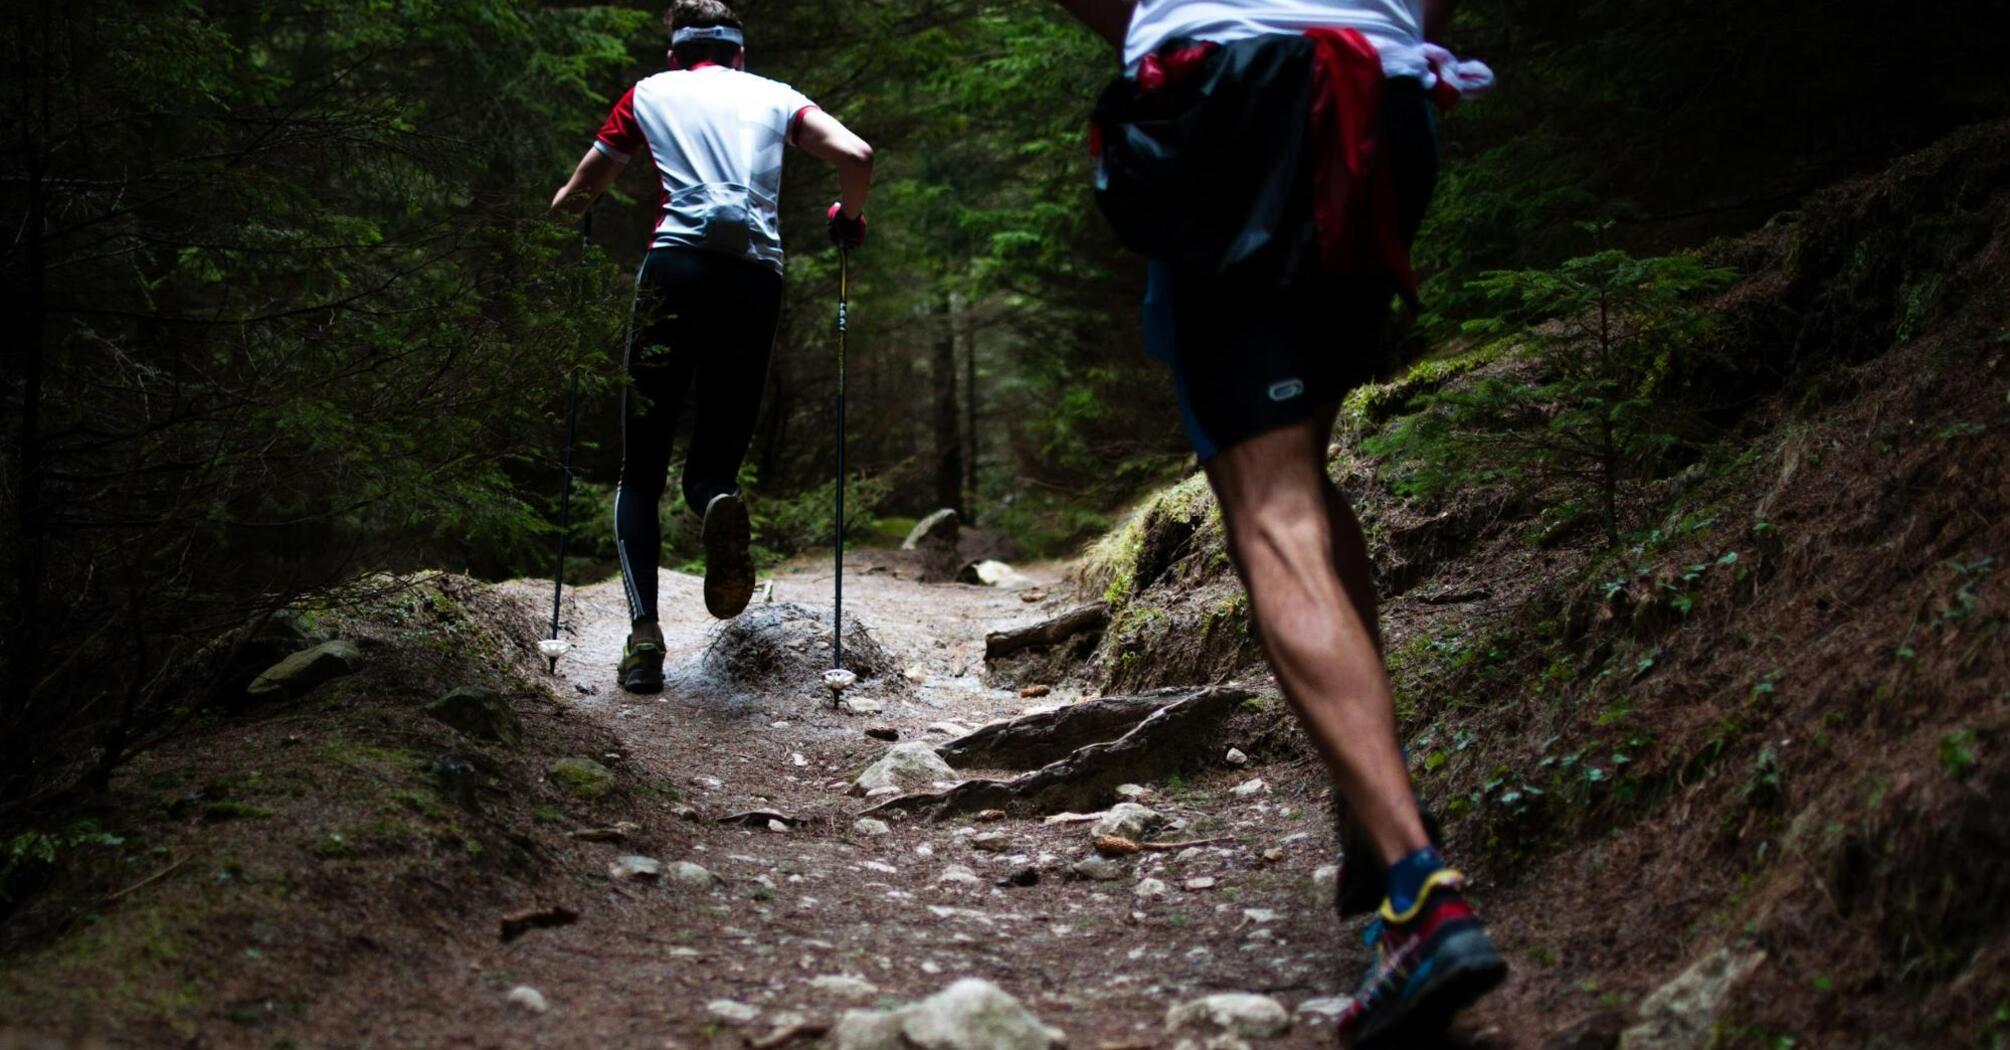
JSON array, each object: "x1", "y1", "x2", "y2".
[
  {"x1": 833, "y1": 978, "x2": 1065, "y2": 1050},
  {"x1": 1166, "y1": 993, "x2": 1291, "y2": 1038},
  {"x1": 1090, "y1": 802, "x2": 1165, "y2": 840},
  {"x1": 852, "y1": 742, "x2": 958, "y2": 797},
  {"x1": 424, "y1": 685, "x2": 521, "y2": 746},
  {"x1": 244, "y1": 640, "x2": 362, "y2": 703},
  {"x1": 664, "y1": 860, "x2": 717, "y2": 889},
  {"x1": 548, "y1": 757, "x2": 615, "y2": 799},
  {"x1": 1618, "y1": 949, "x2": 1766, "y2": 1050},
  {"x1": 955, "y1": 560, "x2": 1032, "y2": 589},
  {"x1": 901, "y1": 509, "x2": 961, "y2": 551}
]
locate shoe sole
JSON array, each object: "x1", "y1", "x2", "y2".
[
  {"x1": 620, "y1": 665, "x2": 664, "y2": 695},
  {"x1": 1351, "y1": 929, "x2": 1508, "y2": 1048},
  {"x1": 703, "y1": 495, "x2": 755, "y2": 619}
]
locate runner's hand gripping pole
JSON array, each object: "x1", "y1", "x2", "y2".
[
  {"x1": 822, "y1": 247, "x2": 859, "y2": 706},
  {"x1": 542, "y1": 211, "x2": 591, "y2": 674}
]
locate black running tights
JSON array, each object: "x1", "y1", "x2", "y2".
[{"x1": 615, "y1": 247, "x2": 782, "y2": 623}]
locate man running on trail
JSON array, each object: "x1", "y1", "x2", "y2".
[
  {"x1": 1052, "y1": 1, "x2": 1501, "y2": 1043},
  {"x1": 549, "y1": 0, "x2": 872, "y2": 694}
]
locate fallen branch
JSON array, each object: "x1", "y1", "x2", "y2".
[
  {"x1": 1096, "y1": 835, "x2": 1224, "y2": 855},
  {"x1": 499, "y1": 904, "x2": 580, "y2": 943},
  {"x1": 866, "y1": 686, "x2": 1252, "y2": 820},
  {"x1": 1139, "y1": 838, "x2": 1221, "y2": 852},
  {"x1": 104, "y1": 855, "x2": 191, "y2": 902},
  {"x1": 983, "y1": 603, "x2": 1109, "y2": 662}
]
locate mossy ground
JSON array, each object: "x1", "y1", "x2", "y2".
[{"x1": 0, "y1": 575, "x2": 635, "y2": 1046}]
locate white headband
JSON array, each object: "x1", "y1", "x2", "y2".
[{"x1": 671, "y1": 25, "x2": 743, "y2": 47}]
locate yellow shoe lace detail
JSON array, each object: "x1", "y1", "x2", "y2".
[{"x1": 1377, "y1": 868, "x2": 1468, "y2": 925}]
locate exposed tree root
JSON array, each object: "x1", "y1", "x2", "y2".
[
  {"x1": 865, "y1": 686, "x2": 1252, "y2": 820},
  {"x1": 936, "y1": 687, "x2": 1201, "y2": 770}
]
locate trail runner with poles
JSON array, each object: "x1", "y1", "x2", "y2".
[
  {"x1": 549, "y1": 0, "x2": 872, "y2": 694},
  {"x1": 1051, "y1": 0, "x2": 1503, "y2": 1043}
]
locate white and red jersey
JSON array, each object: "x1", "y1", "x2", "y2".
[
  {"x1": 1125, "y1": 0, "x2": 1490, "y2": 95},
  {"x1": 594, "y1": 66, "x2": 817, "y2": 272}
]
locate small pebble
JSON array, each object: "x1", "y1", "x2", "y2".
[
  {"x1": 1071, "y1": 856, "x2": 1123, "y2": 881},
  {"x1": 608, "y1": 854, "x2": 662, "y2": 880},
  {"x1": 706, "y1": 999, "x2": 759, "y2": 1024}
]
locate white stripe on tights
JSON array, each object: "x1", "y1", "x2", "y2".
[{"x1": 615, "y1": 486, "x2": 644, "y2": 622}]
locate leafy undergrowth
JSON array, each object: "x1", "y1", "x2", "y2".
[
  {"x1": 1073, "y1": 123, "x2": 2010, "y2": 1046},
  {"x1": 0, "y1": 575, "x2": 641, "y2": 1045}
]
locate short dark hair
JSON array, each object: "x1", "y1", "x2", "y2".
[{"x1": 666, "y1": 1, "x2": 744, "y2": 66}]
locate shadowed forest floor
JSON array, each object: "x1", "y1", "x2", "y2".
[
  {"x1": 5, "y1": 123, "x2": 2009, "y2": 1050},
  {"x1": 0, "y1": 552, "x2": 1480, "y2": 1048}
]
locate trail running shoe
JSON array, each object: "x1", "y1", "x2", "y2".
[
  {"x1": 1334, "y1": 808, "x2": 1445, "y2": 918},
  {"x1": 702, "y1": 492, "x2": 755, "y2": 619},
  {"x1": 618, "y1": 621, "x2": 665, "y2": 694},
  {"x1": 1336, "y1": 870, "x2": 1507, "y2": 1048}
]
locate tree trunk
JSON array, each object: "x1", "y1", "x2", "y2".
[
  {"x1": 1601, "y1": 413, "x2": 1619, "y2": 547},
  {"x1": 955, "y1": 292, "x2": 978, "y2": 525},
  {"x1": 5, "y1": 9, "x2": 52, "y2": 800},
  {"x1": 932, "y1": 297, "x2": 964, "y2": 517}
]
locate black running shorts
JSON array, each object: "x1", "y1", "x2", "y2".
[{"x1": 1119, "y1": 62, "x2": 1439, "y2": 460}]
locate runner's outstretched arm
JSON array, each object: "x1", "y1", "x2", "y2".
[
  {"x1": 549, "y1": 147, "x2": 623, "y2": 220},
  {"x1": 794, "y1": 109, "x2": 874, "y2": 218},
  {"x1": 1051, "y1": 0, "x2": 1134, "y2": 48}
]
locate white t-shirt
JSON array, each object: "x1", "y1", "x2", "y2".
[
  {"x1": 594, "y1": 66, "x2": 817, "y2": 272},
  {"x1": 1123, "y1": 0, "x2": 1433, "y2": 78}
]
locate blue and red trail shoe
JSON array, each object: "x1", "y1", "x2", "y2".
[
  {"x1": 1336, "y1": 870, "x2": 1507, "y2": 1047},
  {"x1": 1334, "y1": 808, "x2": 1444, "y2": 918}
]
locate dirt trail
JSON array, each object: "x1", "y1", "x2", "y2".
[{"x1": 468, "y1": 551, "x2": 1431, "y2": 1047}]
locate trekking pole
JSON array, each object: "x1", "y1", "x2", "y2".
[
  {"x1": 822, "y1": 248, "x2": 857, "y2": 708},
  {"x1": 540, "y1": 210, "x2": 590, "y2": 674}
]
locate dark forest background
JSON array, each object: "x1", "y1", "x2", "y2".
[{"x1": 4, "y1": 0, "x2": 2007, "y2": 806}]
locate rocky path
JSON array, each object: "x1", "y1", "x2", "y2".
[{"x1": 480, "y1": 551, "x2": 1445, "y2": 1049}]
